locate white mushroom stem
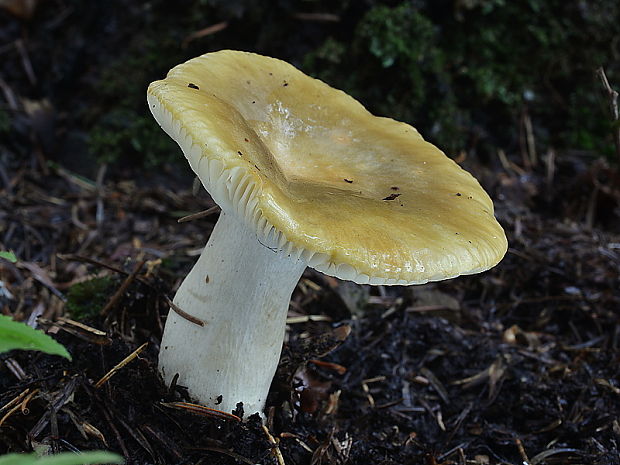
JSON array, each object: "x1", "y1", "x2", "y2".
[{"x1": 159, "y1": 211, "x2": 307, "y2": 416}]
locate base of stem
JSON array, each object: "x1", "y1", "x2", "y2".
[{"x1": 159, "y1": 212, "x2": 307, "y2": 415}]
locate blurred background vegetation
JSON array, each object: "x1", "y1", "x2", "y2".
[
  {"x1": 0, "y1": 0, "x2": 618, "y2": 172},
  {"x1": 1, "y1": 4, "x2": 619, "y2": 462}
]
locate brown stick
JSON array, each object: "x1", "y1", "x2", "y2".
[
  {"x1": 164, "y1": 295, "x2": 205, "y2": 327},
  {"x1": 262, "y1": 424, "x2": 286, "y2": 465},
  {"x1": 95, "y1": 342, "x2": 149, "y2": 388},
  {"x1": 182, "y1": 22, "x2": 228, "y2": 49},
  {"x1": 59, "y1": 254, "x2": 205, "y2": 327},
  {"x1": 100, "y1": 260, "x2": 146, "y2": 316},
  {"x1": 58, "y1": 254, "x2": 156, "y2": 291},
  {"x1": 596, "y1": 67, "x2": 620, "y2": 163},
  {"x1": 160, "y1": 401, "x2": 240, "y2": 422},
  {"x1": 177, "y1": 205, "x2": 220, "y2": 223}
]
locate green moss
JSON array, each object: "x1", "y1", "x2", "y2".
[
  {"x1": 83, "y1": 0, "x2": 619, "y2": 168},
  {"x1": 304, "y1": 3, "x2": 463, "y2": 152},
  {"x1": 303, "y1": 0, "x2": 618, "y2": 160},
  {"x1": 88, "y1": 108, "x2": 177, "y2": 168},
  {"x1": 361, "y1": 4, "x2": 436, "y2": 70},
  {"x1": 85, "y1": 26, "x2": 188, "y2": 167},
  {"x1": 66, "y1": 277, "x2": 114, "y2": 320},
  {"x1": 305, "y1": 37, "x2": 346, "y2": 66}
]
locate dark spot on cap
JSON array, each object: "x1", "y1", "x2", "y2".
[
  {"x1": 215, "y1": 395, "x2": 223, "y2": 404},
  {"x1": 237, "y1": 151, "x2": 243, "y2": 157},
  {"x1": 283, "y1": 80, "x2": 289, "y2": 87},
  {"x1": 456, "y1": 192, "x2": 462, "y2": 196},
  {"x1": 205, "y1": 275, "x2": 210, "y2": 284},
  {"x1": 383, "y1": 193, "x2": 401, "y2": 201},
  {"x1": 391, "y1": 186, "x2": 399, "y2": 191},
  {"x1": 252, "y1": 100, "x2": 256, "y2": 104},
  {"x1": 244, "y1": 138, "x2": 249, "y2": 142},
  {"x1": 344, "y1": 178, "x2": 353, "y2": 183},
  {"x1": 188, "y1": 83, "x2": 199, "y2": 90}
]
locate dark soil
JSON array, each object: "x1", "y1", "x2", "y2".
[
  {"x1": 2, "y1": 157, "x2": 619, "y2": 465},
  {"x1": 1, "y1": 2, "x2": 620, "y2": 465}
]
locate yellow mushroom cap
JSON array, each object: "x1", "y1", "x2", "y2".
[{"x1": 147, "y1": 50, "x2": 507, "y2": 285}]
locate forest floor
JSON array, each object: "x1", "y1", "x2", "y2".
[
  {"x1": 1, "y1": 2, "x2": 620, "y2": 464},
  {"x1": 1, "y1": 143, "x2": 619, "y2": 465}
]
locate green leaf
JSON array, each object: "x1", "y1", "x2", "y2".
[
  {"x1": 0, "y1": 251, "x2": 17, "y2": 263},
  {"x1": 0, "y1": 315, "x2": 71, "y2": 360},
  {"x1": 0, "y1": 452, "x2": 123, "y2": 465}
]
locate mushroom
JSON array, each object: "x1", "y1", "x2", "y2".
[{"x1": 147, "y1": 50, "x2": 507, "y2": 416}]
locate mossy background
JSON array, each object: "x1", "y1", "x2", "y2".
[
  {"x1": 65, "y1": 277, "x2": 114, "y2": 320},
  {"x1": 2, "y1": 0, "x2": 618, "y2": 170},
  {"x1": 87, "y1": 0, "x2": 619, "y2": 168}
]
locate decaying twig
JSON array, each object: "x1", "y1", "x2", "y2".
[
  {"x1": 515, "y1": 438, "x2": 531, "y2": 464},
  {"x1": 39, "y1": 317, "x2": 110, "y2": 345},
  {"x1": 596, "y1": 67, "x2": 620, "y2": 163},
  {"x1": 58, "y1": 254, "x2": 153, "y2": 288},
  {"x1": 95, "y1": 342, "x2": 148, "y2": 388},
  {"x1": 262, "y1": 424, "x2": 286, "y2": 465},
  {"x1": 100, "y1": 259, "x2": 146, "y2": 316},
  {"x1": 308, "y1": 359, "x2": 347, "y2": 375},
  {"x1": 360, "y1": 376, "x2": 385, "y2": 409},
  {"x1": 164, "y1": 295, "x2": 205, "y2": 327},
  {"x1": 177, "y1": 205, "x2": 220, "y2": 223},
  {"x1": 160, "y1": 401, "x2": 241, "y2": 422},
  {"x1": 286, "y1": 314, "x2": 332, "y2": 324},
  {"x1": 29, "y1": 378, "x2": 78, "y2": 438},
  {"x1": 182, "y1": 22, "x2": 228, "y2": 48},
  {"x1": 522, "y1": 110, "x2": 538, "y2": 167},
  {"x1": 0, "y1": 388, "x2": 33, "y2": 426},
  {"x1": 3, "y1": 358, "x2": 26, "y2": 380}
]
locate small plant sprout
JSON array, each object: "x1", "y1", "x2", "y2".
[{"x1": 147, "y1": 50, "x2": 507, "y2": 416}]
